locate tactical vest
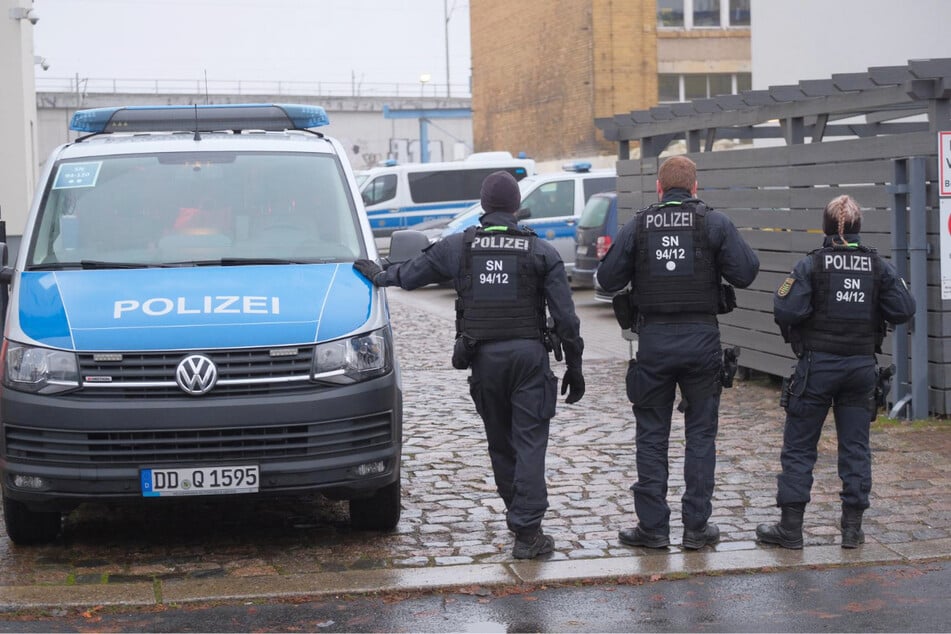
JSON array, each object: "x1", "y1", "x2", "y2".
[
  {"x1": 798, "y1": 244, "x2": 884, "y2": 355},
  {"x1": 631, "y1": 200, "x2": 720, "y2": 315},
  {"x1": 457, "y1": 225, "x2": 546, "y2": 341}
]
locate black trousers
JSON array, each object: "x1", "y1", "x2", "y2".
[
  {"x1": 468, "y1": 339, "x2": 557, "y2": 533},
  {"x1": 776, "y1": 351, "x2": 876, "y2": 510},
  {"x1": 627, "y1": 322, "x2": 722, "y2": 533}
]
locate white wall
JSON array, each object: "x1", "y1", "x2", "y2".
[
  {"x1": 0, "y1": 0, "x2": 39, "y2": 243},
  {"x1": 751, "y1": 0, "x2": 951, "y2": 88}
]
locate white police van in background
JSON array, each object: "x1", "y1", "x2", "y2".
[
  {"x1": 0, "y1": 104, "x2": 406, "y2": 544},
  {"x1": 359, "y1": 152, "x2": 535, "y2": 238},
  {"x1": 432, "y1": 163, "x2": 616, "y2": 279}
]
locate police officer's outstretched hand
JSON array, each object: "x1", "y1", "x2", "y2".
[
  {"x1": 353, "y1": 259, "x2": 385, "y2": 286},
  {"x1": 561, "y1": 366, "x2": 585, "y2": 404}
]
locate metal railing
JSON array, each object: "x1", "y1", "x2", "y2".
[{"x1": 35, "y1": 76, "x2": 472, "y2": 99}]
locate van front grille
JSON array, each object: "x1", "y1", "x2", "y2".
[{"x1": 75, "y1": 347, "x2": 315, "y2": 398}]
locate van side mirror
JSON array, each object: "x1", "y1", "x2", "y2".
[
  {"x1": 388, "y1": 230, "x2": 430, "y2": 264},
  {"x1": 516, "y1": 207, "x2": 531, "y2": 220}
]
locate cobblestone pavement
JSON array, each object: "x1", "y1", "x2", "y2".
[
  {"x1": 0, "y1": 287, "x2": 948, "y2": 605},
  {"x1": 391, "y1": 287, "x2": 951, "y2": 560}
]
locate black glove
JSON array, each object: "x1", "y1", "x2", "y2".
[
  {"x1": 561, "y1": 367, "x2": 585, "y2": 404},
  {"x1": 353, "y1": 259, "x2": 384, "y2": 286}
]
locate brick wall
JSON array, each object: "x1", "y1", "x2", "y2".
[{"x1": 470, "y1": 0, "x2": 657, "y2": 162}]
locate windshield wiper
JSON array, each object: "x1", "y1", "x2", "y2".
[
  {"x1": 79, "y1": 260, "x2": 155, "y2": 269},
  {"x1": 166, "y1": 258, "x2": 306, "y2": 267},
  {"x1": 28, "y1": 263, "x2": 83, "y2": 271}
]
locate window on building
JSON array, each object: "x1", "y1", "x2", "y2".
[
  {"x1": 658, "y1": 74, "x2": 681, "y2": 103},
  {"x1": 657, "y1": 0, "x2": 684, "y2": 27},
  {"x1": 708, "y1": 73, "x2": 733, "y2": 97},
  {"x1": 729, "y1": 0, "x2": 750, "y2": 25},
  {"x1": 658, "y1": 0, "x2": 749, "y2": 28},
  {"x1": 693, "y1": 0, "x2": 720, "y2": 26},
  {"x1": 684, "y1": 75, "x2": 709, "y2": 100},
  {"x1": 736, "y1": 72, "x2": 752, "y2": 92},
  {"x1": 657, "y1": 72, "x2": 753, "y2": 103}
]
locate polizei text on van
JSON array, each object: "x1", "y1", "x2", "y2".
[{"x1": 114, "y1": 296, "x2": 281, "y2": 318}]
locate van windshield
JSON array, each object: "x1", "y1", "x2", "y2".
[{"x1": 28, "y1": 152, "x2": 364, "y2": 268}]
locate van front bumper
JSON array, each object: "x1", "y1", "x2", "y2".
[{"x1": 0, "y1": 373, "x2": 402, "y2": 512}]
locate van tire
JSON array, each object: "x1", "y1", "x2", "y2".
[
  {"x1": 3, "y1": 496, "x2": 61, "y2": 545},
  {"x1": 349, "y1": 479, "x2": 401, "y2": 531}
]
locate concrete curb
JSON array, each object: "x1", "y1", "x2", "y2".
[{"x1": 2, "y1": 539, "x2": 949, "y2": 611}]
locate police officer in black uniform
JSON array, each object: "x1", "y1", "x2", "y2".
[
  {"x1": 597, "y1": 155, "x2": 759, "y2": 550},
  {"x1": 757, "y1": 194, "x2": 915, "y2": 549},
  {"x1": 353, "y1": 171, "x2": 585, "y2": 560}
]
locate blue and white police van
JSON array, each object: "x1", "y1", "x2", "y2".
[
  {"x1": 0, "y1": 104, "x2": 404, "y2": 544},
  {"x1": 359, "y1": 152, "x2": 535, "y2": 237}
]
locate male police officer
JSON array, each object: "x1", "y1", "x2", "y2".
[
  {"x1": 757, "y1": 195, "x2": 915, "y2": 549},
  {"x1": 353, "y1": 171, "x2": 585, "y2": 560},
  {"x1": 597, "y1": 155, "x2": 759, "y2": 550}
]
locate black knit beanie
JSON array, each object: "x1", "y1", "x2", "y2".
[{"x1": 480, "y1": 171, "x2": 520, "y2": 214}]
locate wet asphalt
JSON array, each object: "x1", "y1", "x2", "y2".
[
  {"x1": 0, "y1": 286, "x2": 948, "y2": 626},
  {"x1": 0, "y1": 560, "x2": 949, "y2": 632}
]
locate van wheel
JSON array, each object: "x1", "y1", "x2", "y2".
[
  {"x1": 3, "y1": 496, "x2": 61, "y2": 545},
  {"x1": 349, "y1": 479, "x2": 401, "y2": 531}
]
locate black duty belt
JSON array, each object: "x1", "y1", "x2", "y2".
[{"x1": 640, "y1": 312, "x2": 718, "y2": 326}]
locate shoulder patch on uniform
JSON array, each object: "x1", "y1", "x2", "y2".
[{"x1": 777, "y1": 277, "x2": 795, "y2": 297}]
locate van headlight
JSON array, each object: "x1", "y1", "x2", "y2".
[
  {"x1": 2, "y1": 341, "x2": 80, "y2": 394},
  {"x1": 312, "y1": 328, "x2": 391, "y2": 384}
]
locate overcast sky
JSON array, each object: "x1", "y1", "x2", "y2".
[{"x1": 31, "y1": 0, "x2": 472, "y2": 93}]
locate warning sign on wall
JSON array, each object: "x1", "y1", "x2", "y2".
[{"x1": 941, "y1": 131, "x2": 951, "y2": 198}]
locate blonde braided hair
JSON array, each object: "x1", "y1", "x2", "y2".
[{"x1": 822, "y1": 195, "x2": 862, "y2": 244}]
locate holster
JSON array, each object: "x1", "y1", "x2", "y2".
[
  {"x1": 717, "y1": 284, "x2": 737, "y2": 315},
  {"x1": 874, "y1": 363, "x2": 896, "y2": 411},
  {"x1": 612, "y1": 290, "x2": 639, "y2": 333},
  {"x1": 451, "y1": 335, "x2": 477, "y2": 370},
  {"x1": 780, "y1": 375, "x2": 791, "y2": 410},
  {"x1": 720, "y1": 346, "x2": 740, "y2": 388},
  {"x1": 781, "y1": 324, "x2": 804, "y2": 358},
  {"x1": 543, "y1": 316, "x2": 564, "y2": 362}
]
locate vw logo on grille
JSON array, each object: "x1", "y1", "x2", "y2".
[{"x1": 175, "y1": 354, "x2": 218, "y2": 396}]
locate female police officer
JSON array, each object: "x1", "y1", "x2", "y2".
[
  {"x1": 353, "y1": 171, "x2": 585, "y2": 560},
  {"x1": 757, "y1": 195, "x2": 915, "y2": 549}
]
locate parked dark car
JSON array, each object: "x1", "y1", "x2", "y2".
[{"x1": 573, "y1": 192, "x2": 617, "y2": 290}]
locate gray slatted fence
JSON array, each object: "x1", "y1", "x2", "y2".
[{"x1": 601, "y1": 58, "x2": 951, "y2": 417}]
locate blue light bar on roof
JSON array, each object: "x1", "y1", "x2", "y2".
[
  {"x1": 562, "y1": 161, "x2": 592, "y2": 173},
  {"x1": 69, "y1": 103, "x2": 330, "y2": 134}
]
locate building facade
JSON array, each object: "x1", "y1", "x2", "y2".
[{"x1": 469, "y1": 0, "x2": 751, "y2": 161}]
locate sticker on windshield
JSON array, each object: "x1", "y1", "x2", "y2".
[{"x1": 52, "y1": 162, "x2": 102, "y2": 189}]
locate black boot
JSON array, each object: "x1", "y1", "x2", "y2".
[
  {"x1": 512, "y1": 528, "x2": 554, "y2": 559},
  {"x1": 756, "y1": 504, "x2": 804, "y2": 549},
  {"x1": 840, "y1": 506, "x2": 865, "y2": 549}
]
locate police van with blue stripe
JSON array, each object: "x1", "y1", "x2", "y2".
[
  {"x1": 0, "y1": 104, "x2": 405, "y2": 543},
  {"x1": 359, "y1": 152, "x2": 535, "y2": 237}
]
